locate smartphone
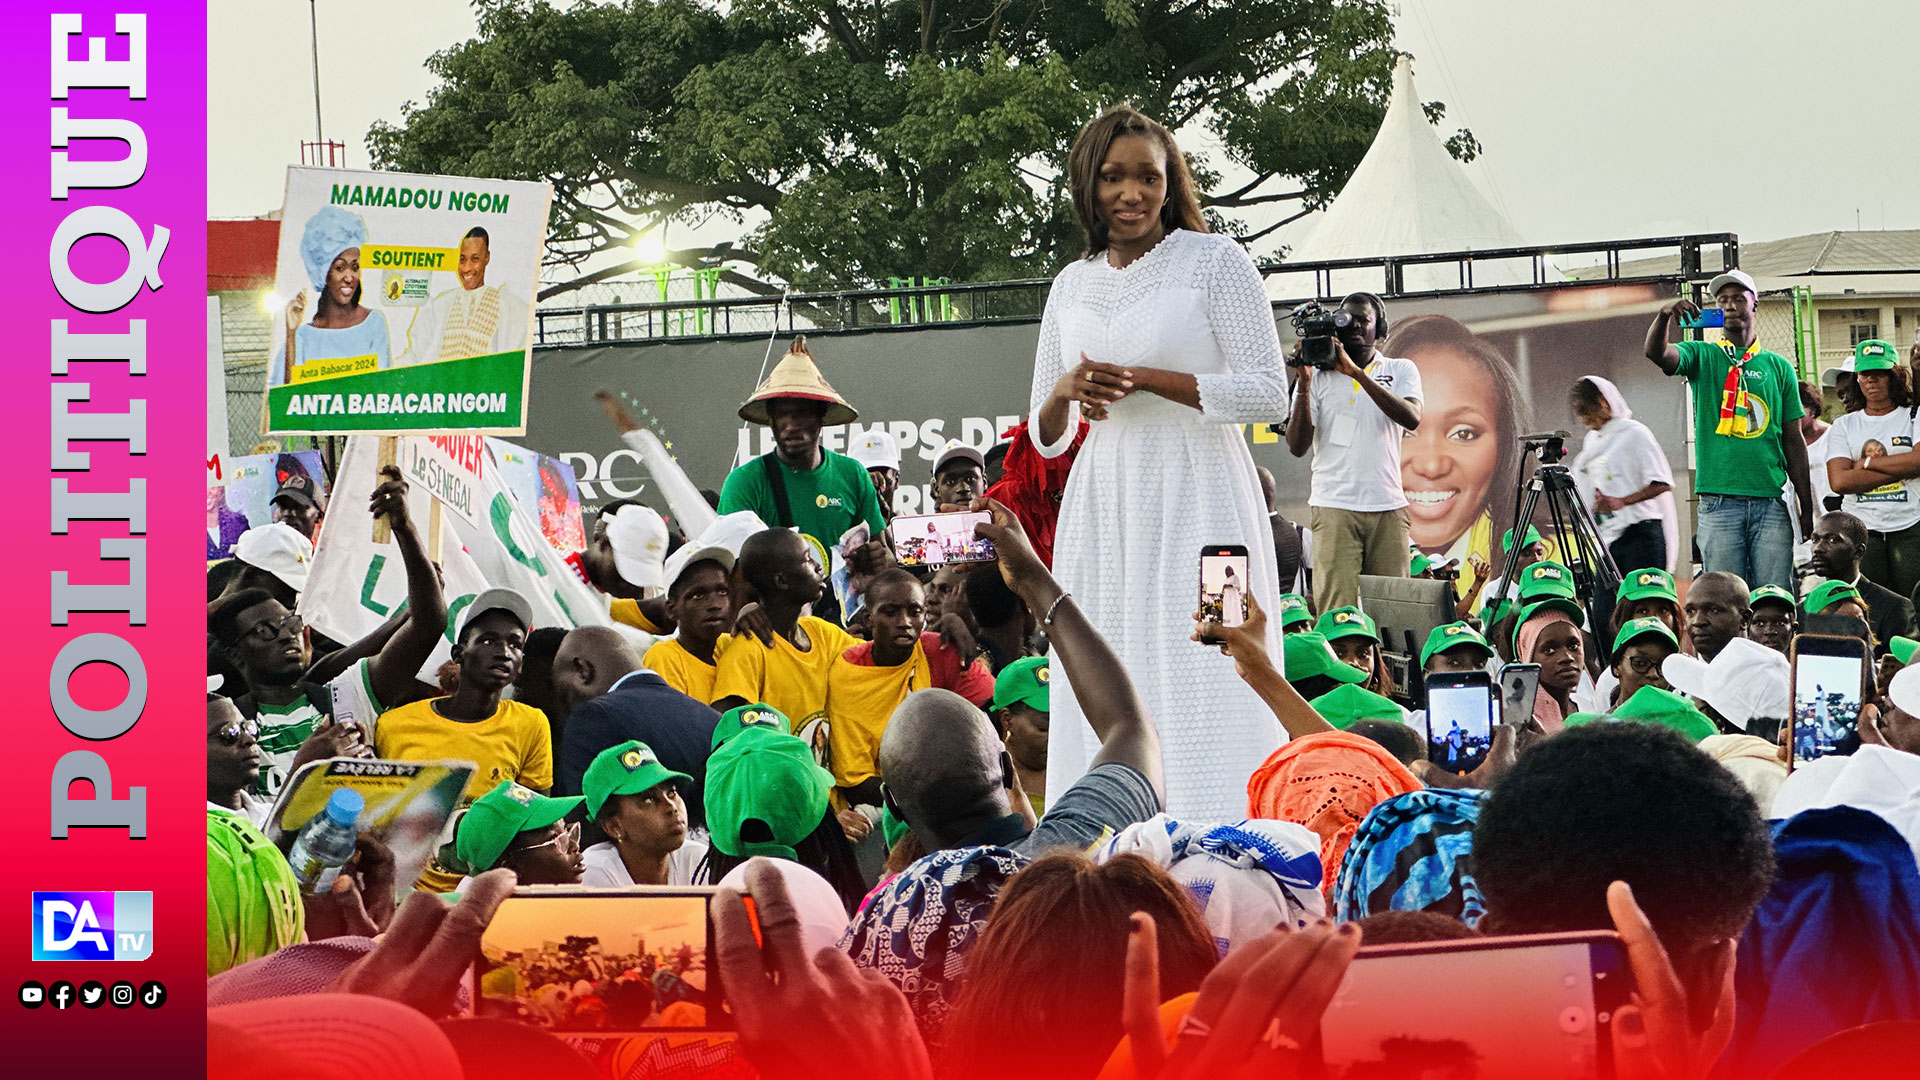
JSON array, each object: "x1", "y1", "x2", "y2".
[
  {"x1": 1198, "y1": 545, "x2": 1252, "y2": 642},
  {"x1": 1425, "y1": 671, "x2": 1496, "y2": 775},
  {"x1": 1498, "y1": 663, "x2": 1542, "y2": 730},
  {"x1": 1790, "y1": 633, "x2": 1869, "y2": 767},
  {"x1": 470, "y1": 888, "x2": 730, "y2": 1033},
  {"x1": 1681, "y1": 307, "x2": 1726, "y2": 328},
  {"x1": 888, "y1": 511, "x2": 995, "y2": 568},
  {"x1": 1320, "y1": 932, "x2": 1633, "y2": 1080}
]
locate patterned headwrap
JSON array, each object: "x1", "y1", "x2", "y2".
[
  {"x1": 1093, "y1": 814, "x2": 1326, "y2": 955},
  {"x1": 838, "y1": 845, "x2": 1026, "y2": 1042},
  {"x1": 1246, "y1": 731, "x2": 1422, "y2": 896},
  {"x1": 1332, "y1": 789, "x2": 1488, "y2": 926},
  {"x1": 298, "y1": 206, "x2": 368, "y2": 292}
]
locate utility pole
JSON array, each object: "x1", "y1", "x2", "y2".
[{"x1": 309, "y1": 0, "x2": 324, "y2": 146}]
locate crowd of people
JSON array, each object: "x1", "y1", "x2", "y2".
[{"x1": 204, "y1": 105, "x2": 1920, "y2": 1080}]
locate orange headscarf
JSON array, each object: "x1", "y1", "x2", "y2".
[{"x1": 1246, "y1": 731, "x2": 1422, "y2": 895}]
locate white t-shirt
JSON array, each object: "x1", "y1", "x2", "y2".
[
  {"x1": 1573, "y1": 419, "x2": 1674, "y2": 545},
  {"x1": 579, "y1": 840, "x2": 708, "y2": 887},
  {"x1": 1825, "y1": 408, "x2": 1920, "y2": 532},
  {"x1": 1306, "y1": 352, "x2": 1424, "y2": 512}
]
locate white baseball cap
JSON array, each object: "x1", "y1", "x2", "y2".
[
  {"x1": 1888, "y1": 664, "x2": 1920, "y2": 720},
  {"x1": 662, "y1": 510, "x2": 768, "y2": 594},
  {"x1": 1707, "y1": 269, "x2": 1758, "y2": 299},
  {"x1": 233, "y1": 522, "x2": 314, "y2": 594},
  {"x1": 602, "y1": 503, "x2": 668, "y2": 592},
  {"x1": 1661, "y1": 637, "x2": 1788, "y2": 732},
  {"x1": 456, "y1": 586, "x2": 535, "y2": 640},
  {"x1": 849, "y1": 429, "x2": 901, "y2": 472},
  {"x1": 933, "y1": 439, "x2": 986, "y2": 478}
]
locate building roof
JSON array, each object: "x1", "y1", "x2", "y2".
[
  {"x1": 1568, "y1": 230, "x2": 1920, "y2": 290},
  {"x1": 1273, "y1": 57, "x2": 1540, "y2": 294}
]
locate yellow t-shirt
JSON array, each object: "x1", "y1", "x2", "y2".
[
  {"x1": 710, "y1": 616, "x2": 855, "y2": 726},
  {"x1": 610, "y1": 598, "x2": 667, "y2": 635},
  {"x1": 374, "y1": 696, "x2": 554, "y2": 893},
  {"x1": 826, "y1": 641, "x2": 933, "y2": 789},
  {"x1": 644, "y1": 636, "x2": 729, "y2": 703}
]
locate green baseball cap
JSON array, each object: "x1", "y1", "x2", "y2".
[
  {"x1": 1420, "y1": 622, "x2": 1494, "y2": 668},
  {"x1": 1502, "y1": 525, "x2": 1545, "y2": 554},
  {"x1": 1518, "y1": 561, "x2": 1577, "y2": 601},
  {"x1": 1805, "y1": 579, "x2": 1863, "y2": 616},
  {"x1": 1277, "y1": 593, "x2": 1314, "y2": 630},
  {"x1": 1855, "y1": 339, "x2": 1899, "y2": 374},
  {"x1": 712, "y1": 702, "x2": 791, "y2": 750},
  {"x1": 1308, "y1": 684, "x2": 1406, "y2": 730},
  {"x1": 1749, "y1": 584, "x2": 1796, "y2": 611},
  {"x1": 1565, "y1": 685, "x2": 1716, "y2": 745},
  {"x1": 1282, "y1": 632, "x2": 1368, "y2": 686},
  {"x1": 583, "y1": 740, "x2": 694, "y2": 820},
  {"x1": 1611, "y1": 616, "x2": 1680, "y2": 662},
  {"x1": 880, "y1": 804, "x2": 910, "y2": 850},
  {"x1": 1617, "y1": 568, "x2": 1678, "y2": 605},
  {"x1": 1892, "y1": 636, "x2": 1920, "y2": 666},
  {"x1": 455, "y1": 781, "x2": 585, "y2": 874},
  {"x1": 991, "y1": 656, "x2": 1052, "y2": 712},
  {"x1": 1316, "y1": 606, "x2": 1381, "y2": 644},
  {"x1": 705, "y1": 728, "x2": 832, "y2": 859}
]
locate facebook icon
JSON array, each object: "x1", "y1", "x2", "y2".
[{"x1": 32, "y1": 892, "x2": 153, "y2": 961}]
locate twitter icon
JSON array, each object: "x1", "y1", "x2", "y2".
[{"x1": 80, "y1": 980, "x2": 106, "y2": 1009}]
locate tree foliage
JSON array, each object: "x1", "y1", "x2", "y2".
[{"x1": 369, "y1": 0, "x2": 1477, "y2": 297}]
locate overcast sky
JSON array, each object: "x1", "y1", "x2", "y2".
[{"x1": 210, "y1": 0, "x2": 1919, "y2": 264}]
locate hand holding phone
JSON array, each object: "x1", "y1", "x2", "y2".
[
  {"x1": 888, "y1": 512, "x2": 996, "y2": 567},
  {"x1": 1199, "y1": 546, "x2": 1251, "y2": 642},
  {"x1": 1791, "y1": 633, "x2": 1869, "y2": 767},
  {"x1": 1498, "y1": 663, "x2": 1542, "y2": 730},
  {"x1": 1425, "y1": 671, "x2": 1496, "y2": 776}
]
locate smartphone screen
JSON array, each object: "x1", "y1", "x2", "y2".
[
  {"x1": 1498, "y1": 663, "x2": 1541, "y2": 730},
  {"x1": 1791, "y1": 634, "x2": 1868, "y2": 766},
  {"x1": 1681, "y1": 308, "x2": 1726, "y2": 328},
  {"x1": 471, "y1": 888, "x2": 729, "y2": 1033},
  {"x1": 1425, "y1": 673, "x2": 1495, "y2": 775},
  {"x1": 1320, "y1": 933, "x2": 1631, "y2": 1080},
  {"x1": 888, "y1": 512, "x2": 995, "y2": 567},
  {"x1": 1199, "y1": 546, "x2": 1251, "y2": 634}
]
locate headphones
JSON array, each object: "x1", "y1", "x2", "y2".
[{"x1": 1339, "y1": 292, "x2": 1389, "y2": 336}]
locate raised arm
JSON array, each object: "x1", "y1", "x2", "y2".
[
  {"x1": 1195, "y1": 595, "x2": 1335, "y2": 740},
  {"x1": 974, "y1": 498, "x2": 1163, "y2": 802},
  {"x1": 1643, "y1": 299, "x2": 1696, "y2": 375},
  {"x1": 364, "y1": 466, "x2": 449, "y2": 711}
]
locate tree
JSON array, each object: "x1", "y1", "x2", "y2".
[{"x1": 368, "y1": 0, "x2": 1477, "y2": 299}]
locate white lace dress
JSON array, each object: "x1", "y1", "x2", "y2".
[{"x1": 1030, "y1": 229, "x2": 1290, "y2": 823}]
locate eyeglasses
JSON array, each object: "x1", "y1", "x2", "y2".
[
  {"x1": 1624, "y1": 654, "x2": 1663, "y2": 676},
  {"x1": 507, "y1": 821, "x2": 581, "y2": 859},
  {"x1": 245, "y1": 613, "x2": 304, "y2": 645},
  {"x1": 213, "y1": 718, "x2": 260, "y2": 745}
]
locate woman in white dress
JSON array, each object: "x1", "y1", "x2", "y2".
[{"x1": 1029, "y1": 106, "x2": 1289, "y2": 822}]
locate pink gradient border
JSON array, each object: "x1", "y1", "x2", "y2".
[{"x1": 0, "y1": 4, "x2": 207, "y2": 1070}]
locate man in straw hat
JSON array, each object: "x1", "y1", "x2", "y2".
[{"x1": 719, "y1": 338, "x2": 890, "y2": 622}]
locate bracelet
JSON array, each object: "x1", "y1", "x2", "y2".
[{"x1": 1042, "y1": 592, "x2": 1072, "y2": 628}]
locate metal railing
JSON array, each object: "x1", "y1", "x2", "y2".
[{"x1": 533, "y1": 233, "x2": 1740, "y2": 348}]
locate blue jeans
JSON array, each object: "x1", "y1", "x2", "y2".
[{"x1": 1697, "y1": 494, "x2": 1794, "y2": 590}]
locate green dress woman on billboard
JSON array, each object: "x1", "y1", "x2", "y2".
[{"x1": 269, "y1": 206, "x2": 391, "y2": 387}]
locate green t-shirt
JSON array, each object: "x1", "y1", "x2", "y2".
[
  {"x1": 718, "y1": 448, "x2": 886, "y2": 566},
  {"x1": 1675, "y1": 339, "x2": 1805, "y2": 498}
]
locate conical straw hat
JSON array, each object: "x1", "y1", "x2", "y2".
[{"x1": 738, "y1": 337, "x2": 858, "y2": 426}]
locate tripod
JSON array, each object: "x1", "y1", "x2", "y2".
[{"x1": 1496, "y1": 437, "x2": 1622, "y2": 637}]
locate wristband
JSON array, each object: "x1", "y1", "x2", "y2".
[{"x1": 1042, "y1": 592, "x2": 1072, "y2": 629}]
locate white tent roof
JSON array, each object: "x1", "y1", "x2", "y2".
[{"x1": 1272, "y1": 57, "x2": 1546, "y2": 296}]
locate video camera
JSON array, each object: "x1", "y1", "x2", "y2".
[
  {"x1": 1519, "y1": 431, "x2": 1569, "y2": 466},
  {"x1": 1287, "y1": 301, "x2": 1355, "y2": 370}
]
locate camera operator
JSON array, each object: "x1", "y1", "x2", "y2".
[{"x1": 1286, "y1": 292, "x2": 1424, "y2": 612}]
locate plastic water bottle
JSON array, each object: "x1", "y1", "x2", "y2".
[{"x1": 287, "y1": 788, "x2": 364, "y2": 894}]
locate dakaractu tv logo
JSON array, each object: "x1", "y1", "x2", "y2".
[{"x1": 31, "y1": 891, "x2": 152, "y2": 961}]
